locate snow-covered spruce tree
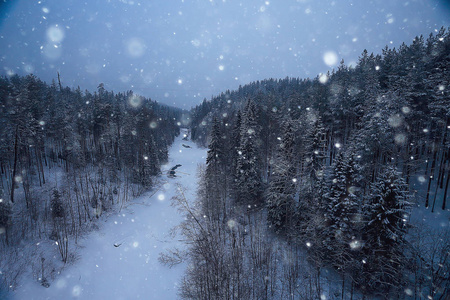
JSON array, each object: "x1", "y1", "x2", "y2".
[
  {"x1": 230, "y1": 110, "x2": 242, "y2": 197},
  {"x1": 148, "y1": 134, "x2": 161, "y2": 176},
  {"x1": 294, "y1": 110, "x2": 328, "y2": 242},
  {"x1": 140, "y1": 155, "x2": 153, "y2": 189},
  {"x1": 354, "y1": 49, "x2": 382, "y2": 128},
  {"x1": 235, "y1": 99, "x2": 263, "y2": 207},
  {"x1": 266, "y1": 118, "x2": 296, "y2": 235},
  {"x1": 329, "y1": 60, "x2": 359, "y2": 145},
  {"x1": 139, "y1": 131, "x2": 161, "y2": 189},
  {"x1": 204, "y1": 117, "x2": 227, "y2": 221},
  {"x1": 303, "y1": 112, "x2": 327, "y2": 187},
  {"x1": 294, "y1": 164, "x2": 331, "y2": 298},
  {"x1": 296, "y1": 110, "x2": 328, "y2": 233},
  {"x1": 324, "y1": 152, "x2": 361, "y2": 252},
  {"x1": 399, "y1": 35, "x2": 429, "y2": 123},
  {"x1": 360, "y1": 166, "x2": 411, "y2": 295},
  {"x1": 206, "y1": 118, "x2": 224, "y2": 167},
  {"x1": 321, "y1": 151, "x2": 364, "y2": 296},
  {"x1": 257, "y1": 92, "x2": 283, "y2": 184},
  {"x1": 355, "y1": 94, "x2": 396, "y2": 186}
]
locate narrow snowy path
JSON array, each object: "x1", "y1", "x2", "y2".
[{"x1": 14, "y1": 128, "x2": 206, "y2": 300}]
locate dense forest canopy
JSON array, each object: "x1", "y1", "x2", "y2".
[
  {"x1": 181, "y1": 28, "x2": 450, "y2": 299},
  {"x1": 0, "y1": 75, "x2": 182, "y2": 287}
]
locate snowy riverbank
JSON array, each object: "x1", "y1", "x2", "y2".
[{"x1": 13, "y1": 128, "x2": 206, "y2": 300}]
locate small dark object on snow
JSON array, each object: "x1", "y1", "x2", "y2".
[
  {"x1": 168, "y1": 164, "x2": 182, "y2": 178},
  {"x1": 114, "y1": 243, "x2": 122, "y2": 247},
  {"x1": 171, "y1": 164, "x2": 182, "y2": 171},
  {"x1": 40, "y1": 277, "x2": 50, "y2": 288},
  {"x1": 182, "y1": 144, "x2": 191, "y2": 148}
]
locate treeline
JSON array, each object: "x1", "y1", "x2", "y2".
[
  {"x1": 179, "y1": 28, "x2": 450, "y2": 298},
  {"x1": 0, "y1": 74, "x2": 181, "y2": 287}
]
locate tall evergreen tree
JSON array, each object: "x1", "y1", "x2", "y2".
[
  {"x1": 324, "y1": 152, "x2": 361, "y2": 247},
  {"x1": 361, "y1": 166, "x2": 411, "y2": 294},
  {"x1": 230, "y1": 110, "x2": 242, "y2": 190},
  {"x1": 204, "y1": 118, "x2": 227, "y2": 221},
  {"x1": 266, "y1": 119, "x2": 296, "y2": 234},
  {"x1": 235, "y1": 99, "x2": 263, "y2": 207},
  {"x1": 304, "y1": 112, "x2": 327, "y2": 186}
]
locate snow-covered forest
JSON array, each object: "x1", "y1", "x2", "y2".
[
  {"x1": 0, "y1": 0, "x2": 450, "y2": 298},
  {"x1": 0, "y1": 76, "x2": 182, "y2": 295},
  {"x1": 184, "y1": 29, "x2": 450, "y2": 299}
]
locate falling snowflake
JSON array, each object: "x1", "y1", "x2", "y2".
[
  {"x1": 72, "y1": 285, "x2": 82, "y2": 297},
  {"x1": 323, "y1": 51, "x2": 338, "y2": 66},
  {"x1": 128, "y1": 94, "x2": 142, "y2": 108},
  {"x1": 349, "y1": 240, "x2": 362, "y2": 250},
  {"x1": 46, "y1": 25, "x2": 64, "y2": 43},
  {"x1": 126, "y1": 38, "x2": 146, "y2": 57},
  {"x1": 227, "y1": 219, "x2": 236, "y2": 228},
  {"x1": 319, "y1": 73, "x2": 328, "y2": 84},
  {"x1": 394, "y1": 133, "x2": 406, "y2": 145}
]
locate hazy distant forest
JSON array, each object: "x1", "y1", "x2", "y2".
[{"x1": 1, "y1": 27, "x2": 450, "y2": 299}]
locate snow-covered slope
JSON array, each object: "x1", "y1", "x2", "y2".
[{"x1": 13, "y1": 128, "x2": 206, "y2": 300}]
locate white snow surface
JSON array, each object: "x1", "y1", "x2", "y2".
[{"x1": 13, "y1": 128, "x2": 206, "y2": 300}]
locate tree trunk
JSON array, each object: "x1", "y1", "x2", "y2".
[
  {"x1": 10, "y1": 125, "x2": 19, "y2": 204},
  {"x1": 442, "y1": 166, "x2": 449, "y2": 210},
  {"x1": 426, "y1": 146, "x2": 438, "y2": 208}
]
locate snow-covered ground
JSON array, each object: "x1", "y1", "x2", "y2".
[{"x1": 13, "y1": 128, "x2": 206, "y2": 300}]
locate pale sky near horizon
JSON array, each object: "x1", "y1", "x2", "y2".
[{"x1": 0, "y1": 0, "x2": 449, "y2": 108}]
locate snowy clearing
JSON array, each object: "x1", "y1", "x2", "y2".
[{"x1": 13, "y1": 128, "x2": 206, "y2": 300}]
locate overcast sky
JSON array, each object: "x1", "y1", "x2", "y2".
[{"x1": 0, "y1": 0, "x2": 449, "y2": 108}]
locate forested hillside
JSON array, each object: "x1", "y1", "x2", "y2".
[
  {"x1": 0, "y1": 74, "x2": 181, "y2": 288},
  {"x1": 182, "y1": 28, "x2": 450, "y2": 299}
]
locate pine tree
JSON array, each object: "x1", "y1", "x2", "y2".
[
  {"x1": 230, "y1": 110, "x2": 242, "y2": 198},
  {"x1": 356, "y1": 92, "x2": 398, "y2": 185},
  {"x1": 204, "y1": 118, "x2": 227, "y2": 221},
  {"x1": 304, "y1": 112, "x2": 327, "y2": 186},
  {"x1": 140, "y1": 156, "x2": 153, "y2": 188},
  {"x1": 148, "y1": 134, "x2": 161, "y2": 176},
  {"x1": 206, "y1": 117, "x2": 224, "y2": 167},
  {"x1": 360, "y1": 166, "x2": 411, "y2": 294},
  {"x1": 51, "y1": 189, "x2": 65, "y2": 219},
  {"x1": 266, "y1": 119, "x2": 296, "y2": 234},
  {"x1": 235, "y1": 99, "x2": 263, "y2": 207},
  {"x1": 322, "y1": 150, "x2": 363, "y2": 293}
]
